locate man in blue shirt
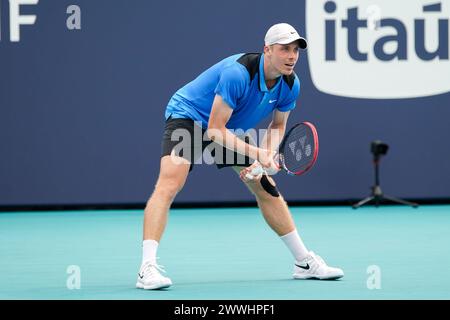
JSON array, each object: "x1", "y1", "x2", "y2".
[{"x1": 137, "y1": 23, "x2": 344, "y2": 290}]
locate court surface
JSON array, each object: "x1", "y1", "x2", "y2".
[{"x1": 0, "y1": 205, "x2": 449, "y2": 300}]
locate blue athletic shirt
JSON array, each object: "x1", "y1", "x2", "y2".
[{"x1": 165, "y1": 53, "x2": 300, "y2": 131}]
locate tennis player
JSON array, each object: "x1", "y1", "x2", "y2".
[{"x1": 137, "y1": 23, "x2": 344, "y2": 290}]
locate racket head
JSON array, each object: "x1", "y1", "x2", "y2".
[{"x1": 278, "y1": 122, "x2": 319, "y2": 176}]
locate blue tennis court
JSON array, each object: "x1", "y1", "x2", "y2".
[{"x1": 1, "y1": 205, "x2": 448, "y2": 300}]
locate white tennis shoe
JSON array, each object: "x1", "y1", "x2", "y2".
[
  {"x1": 136, "y1": 261, "x2": 172, "y2": 290},
  {"x1": 293, "y1": 251, "x2": 344, "y2": 280}
]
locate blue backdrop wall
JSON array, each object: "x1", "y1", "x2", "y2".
[{"x1": 1, "y1": 0, "x2": 449, "y2": 206}]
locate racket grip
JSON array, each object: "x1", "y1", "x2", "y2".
[
  {"x1": 244, "y1": 165, "x2": 264, "y2": 180},
  {"x1": 250, "y1": 166, "x2": 265, "y2": 176}
]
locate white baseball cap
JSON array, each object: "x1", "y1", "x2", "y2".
[{"x1": 264, "y1": 23, "x2": 307, "y2": 49}]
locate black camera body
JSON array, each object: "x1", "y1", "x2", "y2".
[{"x1": 371, "y1": 140, "x2": 389, "y2": 157}]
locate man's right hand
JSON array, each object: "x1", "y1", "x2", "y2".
[{"x1": 257, "y1": 149, "x2": 279, "y2": 172}]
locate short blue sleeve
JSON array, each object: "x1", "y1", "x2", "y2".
[
  {"x1": 277, "y1": 76, "x2": 300, "y2": 112},
  {"x1": 214, "y1": 65, "x2": 247, "y2": 109}
]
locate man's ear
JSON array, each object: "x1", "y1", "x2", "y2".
[{"x1": 263, "y1": 45, "x2": 271, "y2": 54}]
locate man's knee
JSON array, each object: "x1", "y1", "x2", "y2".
[
  {"x1": 153, "y1": 179, "x2": 184, "y2": 201},
  {"x1": 260, "y1": 175, "x2": 280, "y2": 197},
  {"x1": 249, "y1": 175, "x2": 280, "y2": 199},
  {"x1": 153, "y1": 160, "x2": 189, "y2": 201}
]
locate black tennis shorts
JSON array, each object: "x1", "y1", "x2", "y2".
[{"x1": 161, "y1": 117, "x2": 254, "y2": 171}]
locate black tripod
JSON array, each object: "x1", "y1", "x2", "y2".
[{"x1": 353, "y1": 141, "x2": 419, "y2": 209}]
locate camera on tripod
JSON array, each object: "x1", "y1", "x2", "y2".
[{"x1": 352, "y1": 140, "x2": 419, "y2": 209}]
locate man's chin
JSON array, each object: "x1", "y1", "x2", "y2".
[{"x1": 281, "y1": 69, "x2": 294, "y2": 76}]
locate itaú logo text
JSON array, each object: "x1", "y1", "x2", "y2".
[{"x1": 306, "y1": 0, "x2": 450, "y2": 99}]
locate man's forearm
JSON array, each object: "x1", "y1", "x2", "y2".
[
  {"x1": 261, "y1": 122, "x2": 285, "y2": 152},
  {"x1": 207, "y1": 127, "x2": 260, "y2": 160}
]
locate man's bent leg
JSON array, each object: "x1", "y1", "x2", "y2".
[
  {"x1": 144, "y1": 155, "x2": 190, "y2": 241},
  {"x1": 137, "y1": 155, "x2": 190, "y2": 290},
  {"x1": 233, "y1": 167, "x2": 344, "y2": 280},
  {"x1": 232, "y1": 166, "x2": 297, "y2": 236}
]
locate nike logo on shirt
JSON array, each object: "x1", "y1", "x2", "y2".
[{"x1": 269, "y1": 99, "x2": 277, "y2": 103}]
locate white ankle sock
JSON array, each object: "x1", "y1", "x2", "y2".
[
  {"x1": 280, "y1": 229, "x2": 309, "y2": 262},
  {"x1": 142, "y1": 239, "x2": 158, "y2": 265}
]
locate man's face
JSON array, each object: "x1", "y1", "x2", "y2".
[{"x1": 265, "y1": 42, "x2": 300, "y2": 76}]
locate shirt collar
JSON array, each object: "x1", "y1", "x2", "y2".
[{"x1": 259, "y1": 53, "x2": 281, "y2": 93}]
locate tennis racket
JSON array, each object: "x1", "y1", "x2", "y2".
[{"x1": 246, "y1": 121, "x2": 319, "y2": 178}]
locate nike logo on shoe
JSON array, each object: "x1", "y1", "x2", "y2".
[
  {"x1": 138, "y1": 272, "x2": 144, "y2": 279},
  {"x1": 295, "y1": 263, "x2": 310, "y2": 270}
]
